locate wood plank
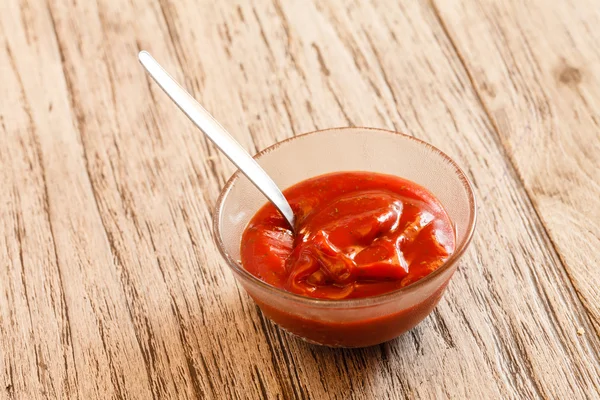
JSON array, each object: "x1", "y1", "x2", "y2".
[
  {"x1": 0, "y1": 1, "x2": 154, "y2": 398},
  {"x1": 45, "y1": 0, "x2": 303, "y2": 398},
  {"x1": 0, "y1": 0, "x2": 599, "y2": 398},
  {"x1": 432, "y1": 0, "x2": 600, "y2": 343},
  {"x1": 261, "y1": 1, "x2": 600, "y2": 397}
]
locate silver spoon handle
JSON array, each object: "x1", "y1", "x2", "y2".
[{"x1": 138, "y1": 51, "x2": 295, "y2": 229}]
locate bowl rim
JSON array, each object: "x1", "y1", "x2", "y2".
[{"x1": 213, "y1": 127, "x2": 477, "y2": 308}]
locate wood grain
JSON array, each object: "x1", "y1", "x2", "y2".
[
  {"x1": 1, "y1": 0, "x2": 598, "y2": 399},
  {"x1": 432, "y1": 0, "x2": 600, "y2": 338}
]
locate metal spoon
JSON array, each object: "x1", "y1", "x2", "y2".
[{"x1": 138, "y1": 51, "x2": 295, "y2": 230}]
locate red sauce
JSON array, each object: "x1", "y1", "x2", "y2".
[
  {"x1": 241, "y1": 172, "x2": 455, "y2": 300},
  {"x1": 252, "y1": 281, "x2": 450, "y2": 347}
]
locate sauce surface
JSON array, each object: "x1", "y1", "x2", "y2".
[{"x1": 241, "y1": 172, "x2": 455, "y2": 299}]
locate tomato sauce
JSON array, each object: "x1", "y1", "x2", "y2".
[
  {"x1": 241, "y1": 172, "x2": 455, "y2": 300},
  {"x1": 252, "y1": 280, "x2": 450, "y2": 347}
]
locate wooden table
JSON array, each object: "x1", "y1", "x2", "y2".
[{"x1": 2, "y1": 0, "x2": 599, "y2": 398}]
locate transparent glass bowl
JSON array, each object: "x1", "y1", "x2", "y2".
[{"x1": 214, "y1": 128, "x2": 476, "y2": 348}]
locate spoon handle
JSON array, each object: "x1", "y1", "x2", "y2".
[{"x1": 138, "y1": 51, "x2": 295, "y2": 229}]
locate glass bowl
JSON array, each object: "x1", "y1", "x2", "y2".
[{"x1": 213, "y1": 127, "x2": 476, "y2": 348}]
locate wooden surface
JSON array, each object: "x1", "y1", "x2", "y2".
[{"x1": 1, "y1": 0, "x2": 599, "y2": 398}]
